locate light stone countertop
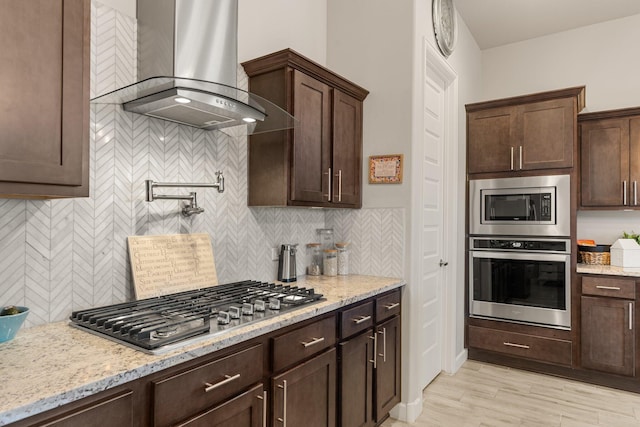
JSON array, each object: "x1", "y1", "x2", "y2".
[
  {"x1": 0, "y1": 275, "x2": 405, "y2": 426},
  {"x1": 577, "y1": 263, "x2": 640, "y2": 277}
]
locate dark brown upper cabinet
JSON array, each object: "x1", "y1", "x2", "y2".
[
  {"x1": 579, "y1": 107, "x2": 640, "y2": 209},
  {"x1": 0, "y1": 0, "x2": 90, "y2": 198},
  {"x1": 466, "y1": 86, "x2": 585, "y2": 176},
  {"x1": 242, "y1": 49, "x2": 368, "y2": 208}
]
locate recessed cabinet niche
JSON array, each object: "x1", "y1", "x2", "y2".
[
  {"x1": 466, "y1": 86, "x2": 585, "y2": 175},
  {"x1": 242, "y1": 49, "x2": 369, "y2": 208},
  {"x1": 0, "y1": 0, "x2": 90, "y2": 198},
  {"x1": 579, "y1": 107, "x2": 640, "y2": 208}
]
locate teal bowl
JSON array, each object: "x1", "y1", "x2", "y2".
[{"x1": 0, "y1": 307, "x2": 29, "y2": 343}]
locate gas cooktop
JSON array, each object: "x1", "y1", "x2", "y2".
[{"x1": 69, "y1": 280, "x2": 323, "y2": 354}]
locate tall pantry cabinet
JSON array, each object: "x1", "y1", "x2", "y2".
[{"x1": 242, "y1": 49, "x2": 369, "y2": 209}]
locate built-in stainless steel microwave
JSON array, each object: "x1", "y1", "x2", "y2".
[{"x1": 469, "y1": 175, "x2": 570, "y2": 237}]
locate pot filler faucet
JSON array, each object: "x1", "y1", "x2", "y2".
[{"x1": 145, "y1": 171, "x2": 224, "y2": 217}]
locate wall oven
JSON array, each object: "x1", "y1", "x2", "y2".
[
  {"x1": 469, "y1": 237, "x2": 571, "y2": 329},
  {"x1": 469, "y1": 174, "x2": 570, "y2": 237}
]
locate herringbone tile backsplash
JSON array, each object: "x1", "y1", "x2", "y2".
[{"x1": 0, "y1": 2, "x2": 405, "y2": 327}]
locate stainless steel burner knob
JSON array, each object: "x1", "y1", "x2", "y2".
[
  {"x1": 217, "y1": 311, "x2": 231, "y2": 325},
  {"x1": 268, "y1": 297, "x2": 281, "y2": 310},
  {"x1": 254, "y1": 299, "x2": 266, "y2": 312},
  {"x1": 242, "y1": 303, "x2": 254, "y2": 316},
  {"x1": 229, "y1": 306, "x2": 241, "y2": 319}
]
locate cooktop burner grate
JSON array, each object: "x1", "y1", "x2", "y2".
[{"x1": 69, "y1": 280, "x2": 323, "y2": 353}]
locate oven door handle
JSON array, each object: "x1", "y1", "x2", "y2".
[{"x1": 469, "y1": 250, "x2": 570, "y2": 262}]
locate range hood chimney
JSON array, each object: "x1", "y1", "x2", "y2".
[{"x1": 91, "y1": 0, "x2": 296, "y2": 134}]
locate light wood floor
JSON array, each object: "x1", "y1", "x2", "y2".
[{"x1": 381, "y1": 360, "x2": 640, "y2": 427}]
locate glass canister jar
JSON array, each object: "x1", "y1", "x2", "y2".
[
  {"x1": 323, "y1": 249, "x2": 338, "y2": 276},
  {"x1": 335, "y1": 242, "x2": 349, "y2": 275},
  {"x1": 316, "y1": 228, "x2": 335, "y2": 252},
  {"x1": 307, "y1": 243, "x2": 322, "y2": 276}
]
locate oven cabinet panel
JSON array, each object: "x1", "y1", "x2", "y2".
[
  {"x1": 174, "y1": 384, "x2": 265, "y2": 427},
  {"x1": 272, "y1": 348, "x2": 337, "y2": 427},
  {"x1": 152, "y1": 344, "x2": 263, "y2": 427},
  {"x1": 579, "y1": 113, "x2": 640, "y2": 209},
  {"x1": 338, "y1": 329, "x2": 375, "y2": 427},
  {"x1": 466, "y1": 87, "x2": 583, "y2": 176},
  {"x1": 468, "y1": 325, "x2": 572, "y2": 366},
  {"x1": 10, "y1": 389, "x2": 134, "y2": 427},
  {"x1": 374, "y1": 315, "x2": 401, "y2": 421}
]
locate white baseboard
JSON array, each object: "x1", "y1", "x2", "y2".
[
  {"x1": 454, "y1": 348, "x2": 468, "y2": 372},
  {"x1": 388, "y1": 396, "x2": 423, "y2": 423}
]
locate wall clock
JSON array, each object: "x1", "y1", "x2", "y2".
[{"x1": 432, "y1": 0, "x2": 456, "y2": 58}]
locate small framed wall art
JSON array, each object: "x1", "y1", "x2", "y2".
[{"x1": 368, "y1": 154, "x2": 403, "y2": 184}]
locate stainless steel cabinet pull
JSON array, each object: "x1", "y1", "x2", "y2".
[
  {"x1": 336, "y1": 169, "x2": 343, "y2": 202},
  {"x1": 324, "y1": 168, "x2": 332, "y2": 201},
  {"x1": 384, "y1": 302, "x2": 400, "y2": 311},
  {"x1": 352, "y1": 315, "x2": 372, "y2": 324},
  {"x1": 630, "y1": 302, "x2": 633, "y2": 331},
  {"x1": 635, "y1": 181, "x2": 638, "y2": 205},
  {"x1": 369, "y1": 333, "x2": 377, "y2": 368},
  {"x1": 301, "y1": 336, "x2": 325, "y2": 348},
  {"x1": 596, "y1": 285, "x2": 621, "y2": 291},
  {"x1": 256, "y1": 391, "x2": 267, "y2": 427},
  {"x1": 204, "y1": 373, "x2": 240, "y2": 392},
  {"x1": 519, "y1": 146, "x2": 523, "y2": 170},
  {"x1": 503, "y1": 342, "x2": 530, "y2": 349},
  {"x1": 277, "y1": 380, "x2": 287, "y2": 426},
  {"x1": 378, "y1": 327, "x2": 387, "y2": 362},
  {"x1": 510, "y1": 147, "x2": 514, "y2": 170},
  {"x1": 624, "y1": 180, "x2": 628, "y2": 205}
]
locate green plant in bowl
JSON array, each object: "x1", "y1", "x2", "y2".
[{"x1": 0, "y1": 306, "x2": 29, "y2": 343}]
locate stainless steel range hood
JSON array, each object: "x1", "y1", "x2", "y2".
[{"x1": 91, "y1": 0, "x2": 296, "y2": 134}]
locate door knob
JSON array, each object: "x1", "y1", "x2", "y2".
[{"x1": 439, "y1": 259, "x2": 449, "y2": 267}]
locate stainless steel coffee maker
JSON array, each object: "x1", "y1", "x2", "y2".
[{"x1": 277, "y1": 244, "x2": 298, "y2": 282}]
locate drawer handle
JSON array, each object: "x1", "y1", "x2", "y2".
[
  {"x1": 384, "y1": 302, "x2": 400, "y2": 310},
  {"x1": 301, "y1": 337, "x2": 325, "y2": 348},
  {"x1": 204, "y1": 373, "x2": 240, "y2": 392},
  {"x1": 352, "y1": 315, "x2": 372, "y2": 324},
  {"x1": 595, "y1": 285, "x2": 621, "y2": 291},
  {"x1": 503, "y1": 342, "x2": 530, "y2": 349}
]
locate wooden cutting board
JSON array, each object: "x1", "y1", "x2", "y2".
[{"x1": 127, "y1": 233, "x2": 218, "y2": 299}]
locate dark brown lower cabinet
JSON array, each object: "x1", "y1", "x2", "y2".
[
  {"x1": 272, "y1": 348, "x2": 337, "y2": 427},
  {"x1": 176, "y1": 384, "x2": 265, "y2": 427},
  {"x1": 375, "y1": 316, "x2": 401, "y2": 419},
  {"x1": 581, "y1": 296, "x2": 635, "y2": 376},
  {"x1": 339, "y1": 329, "x2": 375, "y2": 427}
]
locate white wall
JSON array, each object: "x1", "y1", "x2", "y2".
[{"x1": 482, "y1": 13, "x2": 640, "y2": 245}]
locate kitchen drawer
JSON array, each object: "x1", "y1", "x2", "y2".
[
  {"x1": 468, "y1": 325, "x2": 572, "y2": 366},
  {"x1": 340, "y1": 301, "x2": 374, "y2": 339},
  {"x1": 153, "y1": 344, "x2": 263, "y2": 427},
  {"x1": 376, "y1": 290, "x2": 401, "y2": 322},
  {"x1": 272, "y1": 316, "x2": 336, "y2": 372},
  {"x1": 582, "y1": 276, "x2": 636, "y2": 299}
]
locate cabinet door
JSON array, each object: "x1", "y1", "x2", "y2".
[
  {"x1": 580, "y1": 118, "x2": 629, "y2": 207},
  {"x1": 272, "y1": 348, "x2": 336, "y2": 427},
  {"x1": 581, "y1": 296, "x2": 634, "y2": 376},
  {"x1": 467, "y1": 106, "x2": 516, "y2": 174},
  {"x1": 629, "y1": 117, "x2": 640, "y2": 206},
  {"x1": 332, "y1": 90, "x2": 362, "y2": 208},
  {"x1": 291, "y1": 70, "x2": 332, "y2": 204},
  {"x1": 0, "y1": 0, "x2": 89, "y2": 197},
  {"x1": 374, "y1": 316, "x2": 401, "y2": 420},
  {"x1": 339, "y1": 329, "x2": 374, "y2": 427},
  {"x1": 175, "y1": 384, "x2": 265, "y2": 427},
  {"x1": 519, "y1": 98, "x2": 574, "y2": 170}
]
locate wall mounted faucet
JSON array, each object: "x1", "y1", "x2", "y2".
[{"x1": 145, "y1": 171, "x2": 224, "y2": 217}]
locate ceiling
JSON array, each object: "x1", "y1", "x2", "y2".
[{"x1": 453, "y1": 0, "x2": 640, "y2": 49}]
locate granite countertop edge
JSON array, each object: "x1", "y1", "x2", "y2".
[
  {"x1": 577, "y1": 263, "x2": 640, "y2": 277},
  {"x1": 0, "y1": 275, "x2": 405, "y2": 425}
]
